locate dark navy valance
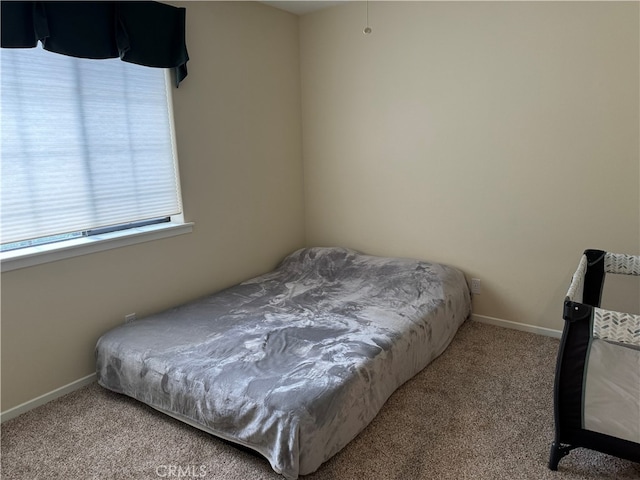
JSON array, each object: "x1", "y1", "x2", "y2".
[{"x1": 1, "y1": 1, "x2": 189, "y2": 86}]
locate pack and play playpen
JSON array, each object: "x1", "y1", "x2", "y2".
[{"x1": 549, "y1": 249, "x2": 640, "y2": 470}]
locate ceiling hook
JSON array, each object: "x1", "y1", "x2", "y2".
[{"x1": 363, "y1": 1, "x2": 372, "y2": 34}]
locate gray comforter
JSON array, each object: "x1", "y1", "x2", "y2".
[{"x1": 96, "y1": 247, "x2": 471, "y2": 478}]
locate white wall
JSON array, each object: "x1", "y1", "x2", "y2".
[
  {"x1": 300, "y1": 1, "x2": 640, "y2": 330},
  {"x1": 1, "y1": 1, "x2": 304, "y2": 412},
  {"x1": 3, "y1": 0, "x2": 639, "y2": 414}
]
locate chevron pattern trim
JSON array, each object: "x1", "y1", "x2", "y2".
[
  {"x1": 605, "y1": 252, "x2": 640, "y2": 276},
  {"x1": 593, "y1": 307, "x2": 640, "y2": 347},
  {"x1": 566, "y1": 255, "x2": 588, "y2": 302}
]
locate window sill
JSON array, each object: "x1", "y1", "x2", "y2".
[{"x1": 1, "y1": 221, "x2": 194, "y2": 273}]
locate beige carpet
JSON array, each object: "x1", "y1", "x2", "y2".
[{"x1": 2, "y1": 321, "x2": 639, "y2": 479}]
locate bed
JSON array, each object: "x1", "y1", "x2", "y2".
[
  {"x1": 549, "y1": 249, "x2": 640, "y2": 470},
  {"x1": 96, "y1": 246, "x2": 471, "y2": 478}
]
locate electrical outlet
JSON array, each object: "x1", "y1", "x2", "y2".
[
  {"x1": 471, "y1": 278, "x2": 481, "y2": 295},
  {"x1": 124, "y1": 313, "x2": 137, "y2": 323}
]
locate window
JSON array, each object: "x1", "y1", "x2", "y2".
[{"x1": 1, "y1": 46, "x2": 190, "y2": 269}]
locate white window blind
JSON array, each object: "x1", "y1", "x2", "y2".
[{"x1": 1, "y1": 46, "x2": 182, "y2": 246}]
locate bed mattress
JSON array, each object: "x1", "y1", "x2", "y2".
[{"x1": 96, "y1": 247, "x2": 471, "y2": 478}]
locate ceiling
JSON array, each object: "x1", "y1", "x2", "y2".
[{"x1": 261, "y1": 1, "x2": 347, "y2": 16}]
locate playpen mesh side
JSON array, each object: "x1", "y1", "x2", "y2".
[
  {"x1": 566, "y1": 252, "x2": 640, "y2": 347},
  {"x1": 595, "y1": 252, "x2": 640, "y2": 347},
  {"x1": 585, "y1": 252, "x2": 640, "y2": 444},
  {"x1": 583, "y1": 337, "x2": 640, "y2": 444}
]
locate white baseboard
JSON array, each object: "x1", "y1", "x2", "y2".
[
  {"x1": 1, "y1": 373, "x2": 97, "y2": 423},
  {"x1": 472, "y1": 314, "x2": 562, "y2": 339}
]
